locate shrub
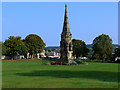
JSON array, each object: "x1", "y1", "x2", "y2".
[
  {"x1": 84, "y1": 62, "x2": 88, "y2": 65},
  {"x1": 62, "y1": 62, "x2": 69, "y2": 65},
  {"x1": 50, "y1": 61, "x2": 69, "y2": 65},
  {"x1": 51, "y1": 61, "x2": 57, "y2": 65},
  {"x1": 45, "y1": 62, "x2": 51, "y2": 65},
  {"x1": 76, "y1": 60, "x2": 88, "y2": 65},
  {"x1": 72, "y1": 62, "x2": 77, "y2": 65},
  {"x1": 76, "y1": 60, "x2": 84, "y2": 64}
]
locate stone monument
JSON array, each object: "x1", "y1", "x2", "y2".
[{"x1": 60, "y1": 4, "x2": 75, "y2": 64}]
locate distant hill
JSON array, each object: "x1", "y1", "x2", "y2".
[
  {"x1": 112, "y1": 44, "x2": 120, "y2": 50},
  {"x1": 86, "y1": 44, "x2": 93, "y2": 49},
  {"x1": 44, "y1": 46, "x2": 60, "y2": 50},
  {"x1": 86, "y1": 44, "x2": 120, "y2": 50},
  {"x1": 44, "y1": 44, "x2": 120, "y2": 51}
]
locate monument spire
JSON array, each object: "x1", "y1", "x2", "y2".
[
  {"x1": 65, "y1": 4, "x2": 68, "y2": 19},
  {"x1": 63, "y1": 4, "x2": 70, "y2": 33},
  {"x1": 60, "y1": 4, "x2": 73, "y2": 63}
]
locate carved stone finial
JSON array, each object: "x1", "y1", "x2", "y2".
[{"x1": 65, "y1": 4, "x2": 67, "y2": 8}]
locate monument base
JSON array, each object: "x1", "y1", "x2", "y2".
[
  {"x1": 68, "y1": 59, "x2": 78, "y2": 65},
  {"x1": 60, "y1": 58, "x2": 78, "y2": 65}
]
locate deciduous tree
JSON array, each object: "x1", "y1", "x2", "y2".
[
  {"x1": 115, "y1": 47, "x2": 120, "y2": 57},
  {"x1": 72, "y1": 39, "x2": 89, "y2": 58},
  {"x1": 4, "y1": 36, "x2": 27, "y2": 60},
  {"x1": 92, "y1": 34, "x2": 113, "y2": 62},
  {"x1": 24, "y1": 34, "x2": 45, "y2": 58}
]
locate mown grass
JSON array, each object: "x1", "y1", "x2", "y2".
[{"x1": 2, "y1": 60, "x2": 119, "y2": 88}]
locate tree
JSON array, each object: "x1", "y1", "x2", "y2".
[
  {"x1": 92, "y1": 34, "x2": 113, "y2": 62},
  {"x1": 72, "y1": 39, "x2": 89, "y2": 58},
  {"x1": 2, "y1": 42, "x2": 7, "y2": 55},
  {"x1": 24, "y1": 34, "x2": 45, "y2": 58},
  {"x1": 0, "y1": 42, "x2": 6, "y2": 56},
  {"x1": 0, "y1": 42, "x2": 1, "y2": 54},
  {"x1": 4, "y1": 36, "x2": 27, "y2": 60},
  {"x1": 115, "y1": 47, "x2": 120, "y2": 57}
]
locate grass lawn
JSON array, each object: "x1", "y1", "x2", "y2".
[{"x1": 2, "y1": 59, "x2": 118, "y2": 88}]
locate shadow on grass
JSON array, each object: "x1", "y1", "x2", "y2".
[{"x1": 16, "y1": 70, "x2": 118, "y2": 82}]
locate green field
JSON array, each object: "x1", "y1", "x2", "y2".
[{"x1": 2, "y1": 60, "x2": 118, "y2": 88}]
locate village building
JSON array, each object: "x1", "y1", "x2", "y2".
[{"x1": 45, "y1": 49, "x2": 60, "y2": 58}]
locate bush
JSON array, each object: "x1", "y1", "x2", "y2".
[
  {"x1": 72, "y1": 62, "x2": 77, "y2": 65},
  {"x1": 104, "y1": 60, "x2": 111, "y2": 63},
  {"x1": 50, "y1": 61, "x2": 69, "y2": 65},
  {"x1": 90, "y1": 59, "x2": 102, "y2": 62},
  {"x1": 51, "y1": 61, "x2": 58, "y2": 65},
  {"x1": 89, "y1": 59, "x2": 112, "y2": 63},
  {"x1": 44, "y1": 62, "x2": 51, "y2": 65},
  {"x1": 62, "y1": 62, "x2": 69, "y2": 65},
  {"x1": 76, "y1": 60, "x2": 84, "y2": 64},
  {"x1": 84, "y1": 62, "x2": 88, "y2": 65},
  {"x1": 76, "y1": 60, "x2": 88, "y2": 65}
]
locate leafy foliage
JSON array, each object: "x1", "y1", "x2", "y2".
[
  {"x1": 4, "y1": 36, "x2": 27, "y2": 59},
  {"x1": 92, "y1": 34, "x2": 113, "y2": 61},
  {"x1": 72, "y1": 39, "x2": 89, "y2": 58},
  {"x1": 0, "y1": 42, "x2": 4, "y2": 55},
  {"x1": 25, "y1": 34, "x2": 45, "y2": 58},
  {"x1": 115, "y1": 47, "x2": 120, "y2": 57},
  {"x1": 76, "y1": 60, "x2": 87, "y2": 65},
  {"x1": 2, "y1": 42, "x2": 7, "y2": 55}
]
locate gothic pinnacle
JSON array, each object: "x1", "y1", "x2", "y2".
[{"x1": 63, "y1": 4, "x2": 70, "y2": 33}]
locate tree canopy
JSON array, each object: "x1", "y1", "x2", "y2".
[
  {"x1": 2, "y1": 42, "x2": 7, "y2": 55},
  {"x1": 24, "y1": 34, "x2": 45, "y2": 58},
  {"x1": 4, "y1": 36, "x2": 27, "y2": 59},
  {"x1": 115, "y1": 47, "x2": 120, "y2": 57},
  {"x1": 72, "y1": 39, "x2": 89, "y2": 58},
  {"x1": 92, "y1": 34, "x2": 113, "y2": 61}
]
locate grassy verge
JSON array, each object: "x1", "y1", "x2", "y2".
[{"x1": 2, "y1": 60, "x2": 118, "y2": 88}]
